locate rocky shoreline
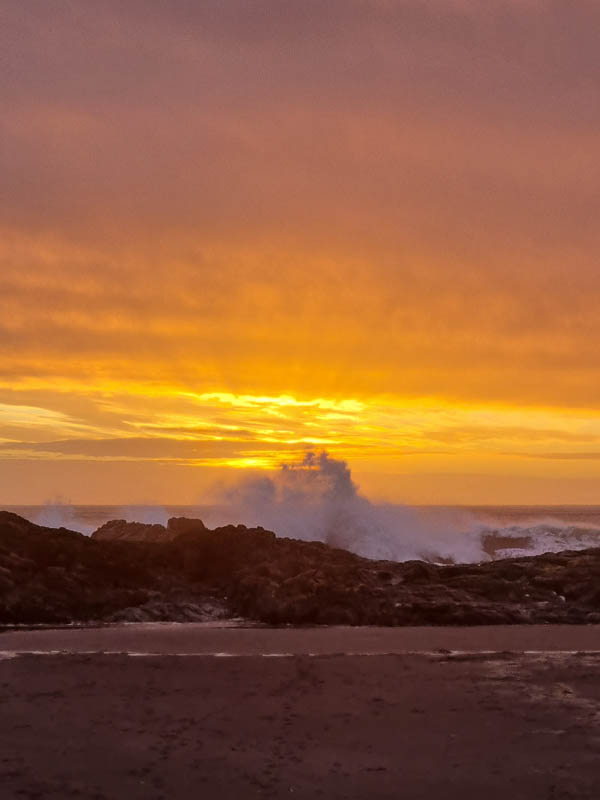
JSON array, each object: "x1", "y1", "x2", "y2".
[{"x1": 1, "y1": 510, "x2": 600, "y2": 626}]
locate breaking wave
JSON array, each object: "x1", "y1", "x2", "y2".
[
  {"x1": 210, "y1": 452, "x2": 600, "y2": 563},
  {"x1": 11, "y1": 452, "x2": 600, "y2": 563}
]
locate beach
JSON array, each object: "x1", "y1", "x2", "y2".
[
  {"x1": 1, "y1": 625, "x2": 599, "y2": 799},
  {"x1": 5, "y1": 0, "x2": 600, "y2": 795}
]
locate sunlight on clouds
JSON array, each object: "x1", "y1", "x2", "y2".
[
  {"x1": 2, "y1": 376, "x2": 600, "y2": 500},
  {"x1": 2, "y1": 387, "x2": 600, "y2": 469},
  {"x1": 215, "y1": 457, "x2": 280, "y2": 469},
  {"x1": 185, "y1": 392, "x2": 365, "y2": 413},
  {"x1": 3, "y1": 0, "x2": 600, "y2": 501},
  {"x1": 0, "y1": 403, "x2": 71, "y2": 427}
]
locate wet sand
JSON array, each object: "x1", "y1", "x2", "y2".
[
  {"x1": 2, "y1": 622, "x2": 600, "y2": 656},
  {"x1": 1, "y1": 627, "x2": 599, "y2": 799}
]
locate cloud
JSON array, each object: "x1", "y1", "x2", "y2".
[
  {"x1": 425, "y1": 426, "x2": 598, "y2": 445},
  {"x1": 2, "y1": 1, "x2": 600, "y2": 500},
  {"x1": 3, "y1": 0, "x2": 600, "y2": 251},
  {"x1": 519, "y1": 452, "x2": 600, "y2": 461},
  {"x1": 0, "y1": 437, "x2": 279, "y2": 460}
]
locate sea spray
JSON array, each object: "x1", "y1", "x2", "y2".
[
  {"x1": 11, "y1": 453, "x2": 600, "y2": 562},
  {"x1": 209, "y1": 452, "x2": 487, "y2": 563},
  {"x1": 23, "y1": 501, "x2": 169, "y2": 536},
  {"x1": 207, "y1": 452, "x2": 600, "y2": 563},
  {"x1": 33, "y1": 497, "x2": 90, "y2": 533}
]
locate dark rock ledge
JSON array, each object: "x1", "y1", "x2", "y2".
[{"x1": 1, "y1": 511, "x2": 600, "y2": 626}]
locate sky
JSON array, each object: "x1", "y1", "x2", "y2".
[{"x1": 2, "y1": 0, "x2": 600, "y2": 504}]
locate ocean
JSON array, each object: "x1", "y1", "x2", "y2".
[{"x1": 5, "y1": 503, "x2": 600, "y2": 565}]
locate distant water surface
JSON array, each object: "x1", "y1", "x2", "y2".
[{"x1": 5, "y1": 504, "x2": 600, "y2": 564}]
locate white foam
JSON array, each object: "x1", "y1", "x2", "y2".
[
  {"x1": 208, "y1": 453, "x2": 600, "y2": 563},
  {"x1": 10, "y1": 454, "x2": 600, "y2": 564},
  {"x1": 0, "y1": 651, "x2": 19, "y2": 660}
]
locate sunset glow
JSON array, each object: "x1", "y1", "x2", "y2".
[{"x1": 2, "y1": 1, "x2": 600, "y2": 503}]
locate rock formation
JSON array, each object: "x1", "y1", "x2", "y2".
[
  {"x1": 1, "y1": 510, "x2": 600, "y2": 626},
  {"x1": 166, "y1": 517, "x2": 207, "y2": 536},
  {"x1": 92, "y1": 517, "x2": 208, "y2": 543},
  {"x1": 92, "y1": 519, "x2": 175, "y2": 543}
]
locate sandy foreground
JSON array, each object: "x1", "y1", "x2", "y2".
[{"x1": 1, "y1": 626, "x2": 599, "y2": 799}]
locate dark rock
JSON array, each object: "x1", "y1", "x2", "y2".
[
  {"x1": 167, "y1": 517, "x2": 207, "y2": 536},
  {"x1": 107, "y1": 598, "x2": 229, "y2": 623},
  {"x1": 482, "y1": 533, "x2": 532, "y2": 557},
  {"x1": 3, "y1": 511, "x2": 600, "y2": 627},
  {"x1": 92, "y1": 519, "x2": 173, "y2": 543}
]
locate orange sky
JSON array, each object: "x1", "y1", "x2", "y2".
[{"x1": 2, "y1": 1, "x2": 600, "y2": 504}]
